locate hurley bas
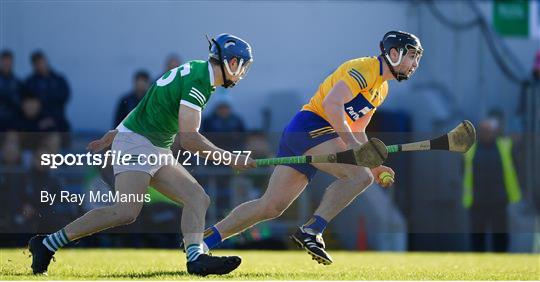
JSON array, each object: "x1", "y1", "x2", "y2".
[{"x1": 41, "y1": 190, "x2": 151, "y2": 206}]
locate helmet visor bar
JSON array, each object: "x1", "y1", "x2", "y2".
[
  {"x1": 225, "y1": 58, "x2": 253, "y2": 79},
  {"x1": 238, "y1": 58, "x2": 253, "y2": 79}
]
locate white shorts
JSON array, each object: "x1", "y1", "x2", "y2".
[{"x1": 112, "y1": 124, "x2": 175, "y2": 176}]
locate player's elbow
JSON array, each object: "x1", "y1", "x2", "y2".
[{"x1": 354, "y1": 127, "x2": 367, "y2": 133}]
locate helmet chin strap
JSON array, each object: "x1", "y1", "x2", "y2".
[
  {"x1": 221, "y1": 61, "x2": 236, "y2": 88},
  {"x1": 222, "y1": 69, "x2": 236, "y2": 88}
]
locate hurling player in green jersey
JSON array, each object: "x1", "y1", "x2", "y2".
[{"x1": 29, "y1": 34, "x2": 256, "y2": 277}]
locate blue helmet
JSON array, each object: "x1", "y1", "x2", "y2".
[{"x1": 208, "y1": 33, "x2": 253, "y2": 88}]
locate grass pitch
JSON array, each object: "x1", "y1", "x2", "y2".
[{"x1": 0, "y1": 249, "x2": 538, "y2": 280}]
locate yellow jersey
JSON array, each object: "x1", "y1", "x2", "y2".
[{"x1": 302, "y1": 56, "x2": 388, "y2": 125}]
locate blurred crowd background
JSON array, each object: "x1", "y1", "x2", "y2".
[{"x1": 0, "y1": 0, "x2": 539, "y2": 253}]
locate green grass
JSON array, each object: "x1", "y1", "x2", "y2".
[{"x1": 1, "y1": 249, "x2": 538, "y2": 280}]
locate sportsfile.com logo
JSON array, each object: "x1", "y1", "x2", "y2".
[{"x1": 40, "y1": 150, "x2": 253, "y2": 169}]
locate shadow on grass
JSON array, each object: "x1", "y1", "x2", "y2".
[
  {"x1": 231, "y1": 272, "x2": 304, "y2": 279},
  {"x1": 3, "y1": 271, "x2": 188, "y2": 280},
  {"x1": 103, "y1": 270, "x2": 282, "y2": 280},
  {"x1": 98, "y1": 270, "x2": 190, "y2": 279}
]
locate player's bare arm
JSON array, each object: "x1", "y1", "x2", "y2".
[
  {"x1": 350, "y1": 110, "x2": 373, "y2": 142},
  {"x1": 178, "y1": 104, "x2": 256, "y2": 171},
  {"x1": 321, "y1": 80, "x2": 359, "y2": 148},
  {"x1": 87, "y1": 129, "x2": 118, "y2": 153}
]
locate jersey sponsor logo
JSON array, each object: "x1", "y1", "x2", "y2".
[
  {"x1": 189, "y1": 87, "x2": 206, "y2": 105},
  {"x1": 344, "y1": 93, "x2": 374, "y2": 121},
  {"x1": 348, "y1": 69, "x2": 367, "y2": 89}
]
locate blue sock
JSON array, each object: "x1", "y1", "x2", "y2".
[
  {"x1": 42, "y1": 229, "x2": 70, "y2": 252},
  {"x1": 203, "y1": 226, "x2": 222, "y2": 249},
  {"x1": 302, "y1": 215, "x2": 328, "y2": 234},
  {"x1": 185, "y1": 244, "x2": 203, "y2": 262}
]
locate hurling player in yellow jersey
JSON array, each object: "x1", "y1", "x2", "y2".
[{"x1": 203, "y1": 31, "x2": 423, "y2": 265}]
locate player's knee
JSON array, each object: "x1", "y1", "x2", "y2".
[
  {"x1": 117, "y1": 213, "x2": 138, "y2": 225},
  {"x1": 112, "y1": 205, "x2": 142, "y2": 225},
  {"x1": 199, "y1": 192, "x2": 211, "y2": 209},
  {"x1": 260, "y1": 200, "x2": 287, "y2": 219},
  {"x1": 186, "y1": 185, "x2": 210, "y2": 210},
  {"x1": 362, "y1": 171, "x2": 375, "y2": 187},
  {"x1": 344, "y1": 168, "x2": 374, "y2": 192}
]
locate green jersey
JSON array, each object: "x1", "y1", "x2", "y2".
[{"x1": 123, "y1": 60, "x2": 215, "y2": 148}]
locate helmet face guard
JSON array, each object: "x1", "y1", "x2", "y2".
[
  {"x1": 223, "y1": 57, "x2": 253, "y2": 80},
  {"x1": 384, "y1": 46, "x2": 423, "y2": 81},
  {"x1": 380, "y1": 31, "x2": 423, "y2": 82}
]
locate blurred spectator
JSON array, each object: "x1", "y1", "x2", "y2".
[
  {"x1": 28, "y1": 143, "x2": 73, "y2": 231},
  {"x1": 0, "y1": 132, "x2": 33, "y2": 237},
  {"x1": 462, "y1": 109, "x2": 521, "y2": 252},
  {"x1": 201, "y1": 101, "x2": 246, "y2": 151},
  {"x1": 17, "y1": 92, "x2": 58, "y2": 132},
  {"x1": 24, "y1": 50, "x2": 70, "y2": 132},
  {"x1": 0, "y1": 50, "x2": 22, "y2": 131},
  {"x1": 244, "y1": 131, "x2": 273, "y2": 188},
  {"x1": 16, "y1": 92, "x2": 59, "y2": 150},
  {"x1": 244, "y1": 131, "x2": 273, "y2": 159},
  {"x1": 113, "y1": 70, "x2": 150, "y2": 127},
  {"x1": 0, "y1": 131, "x2": 22, "y2": 166},
  {"x1": 164, "y1": 54, "x2": 182, "y2": 72},
  {"x1": 41, "y1": 132, "x2": 62, "y2": 154}
]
